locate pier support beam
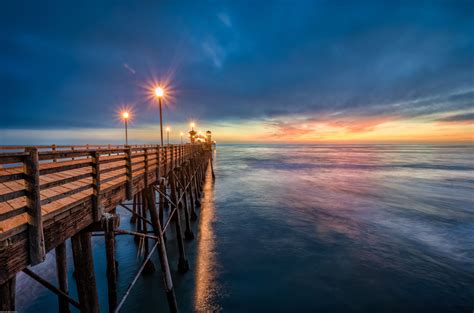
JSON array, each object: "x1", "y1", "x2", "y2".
[
  {"x1": 72, "y1": 231, "x2": 99, "y2": 313},
  {"x1": 146, "y1": 186, "x2": 178, "y2": 313},
  {"x1": 178, "y1": 168, "x2": 194, "y2": 240},
  {"x1": 185, "y1": 162, "x2": 198, "y2": 221},
  {"x1": 55, "y1": 242, "x2": 70, "y2": 313},
  {"x1": 192, "y1": 159, "x2": 201, "y2": 207},
  {"x1": 103, "y1": 214, "x2": 119, "y2": 313},
  {"x1": 159, "y1": 179, "x2": 167, "y2": 241},
  {"x1": 141, "y1": 191, "x2": 155, "y2": 275},
  {"x1": 0, "y1": 276, "x2": 15, "y2": 311},
  {"x1": 170, "y1": 170, "x2": 189, "y2": 273},
  {"x1": 134, "y1": 194, "x2": 142, "y2": 243}
]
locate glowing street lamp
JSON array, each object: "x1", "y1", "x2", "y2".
[
  {"x1": 121, "y1": 111, "x2": 130, "y2": 146},
  {"x1": 166, "y1": 126, "x2": 170, "y2": 145},
  {"x1": 180, "y1": 132, "x2": 184, "y2": 144},
  {"x1": 154, "y1": 86, "x2": 165, "y2": 147},
  {"x1": 190, "y1": 122, "x2": 195, "y2": 130}
]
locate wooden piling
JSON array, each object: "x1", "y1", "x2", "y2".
[
  {"x1": 55, "y1": 242, "x2": 70, "y2": 313},
  {"x1": 145, "y1": 187, "x2": 178, "y2": 313},
  {"x1": 169, "y1": 169, "x2": 189, "y2": 273},
  {"x1": 130, "y1": 194, "x2": 137, "y2": 224},
  {"x1": 141, "y1": 191, "x2": 155, "y2": 275},
  {"x1": 192, "y1": 159, "x2": 201, "y2": 207},
  {"x1": 185, "y1": 163, "x2": 198, "y2": 221},
  {"x1": 103, "y1": 214, "x2": 119, "y2": 313},
  {"x1": 134, "y1": 194, "x2": 142, "y2": 243},
  {"x1": 0, "y1": 277, "x2": 15, "y2": 311},
  {"x1": 72, "y1": 231, "x2": 99, "y2": 313},
  {"x1": 178, "y1": 168, "x2": 194, "y2": 240},
  {"x1": 158, "y1": 179, "x2": 167, "y2": 242}
]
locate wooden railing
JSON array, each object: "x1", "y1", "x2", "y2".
[{"x1": 0, "y1": 144, "x2": 207, "y2": 265}]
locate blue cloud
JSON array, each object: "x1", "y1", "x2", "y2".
[{"x1": 0, "y1": 0, "x2": 473, "y2": 130}]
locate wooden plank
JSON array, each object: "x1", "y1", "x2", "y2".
[
  {"x1": 0, "y1": 206, "x2": 27, "y2": 222},
  {"x1": 0, "y1": 190, "x2": 26, "y2": 202},
  {"x1": 40, "y1": 172, "x2": 92, "y2": 190},
  {"x1": 40, "y1": 184, "x2": 93, "y2": 206},
  {"x1": 0, "y1": 173, "x2": 24, "y2": 184},
  {"x1": 39, "y1": 161, "x2": 92, "y2": 175},
  {"x1": 39, "y1": 151, "x2": 91, "y2": 160},
  {"x1": 0, "y1": 153, "x2": 27, "y2": 165},
  {"x1": 100, "y1": 164, "x2": 126, "y2": 175}
]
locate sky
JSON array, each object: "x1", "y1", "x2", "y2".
[{"x1": 1, "y1": 0, "x2": 473, "y2": 144}]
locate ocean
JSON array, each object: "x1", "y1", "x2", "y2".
[{"x1": 17, "y1": 144, "x2": 474, "y2": 312}]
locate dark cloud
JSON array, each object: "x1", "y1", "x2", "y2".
[
  {"x1": 436, "y1": 112, "x2": 474, "y2": 122},
  {"x1": 0, "y1": 1, "x2": 473, "y2": 130}
]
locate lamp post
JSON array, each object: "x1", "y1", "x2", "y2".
[
  {"x1": 166, "y1": 127, "x2": 170, "y2": 145},
  {"x1": 122, "y1": 111, "x2": 129, "y2": 146},
  {"x1": 180, "y1": 132, "x2": 184, "y2": 144},
  {"x1": 154, "y1": 87, "x2": 165, "y2": 147}
]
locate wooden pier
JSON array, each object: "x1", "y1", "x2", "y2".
[{"x1": 0, "y1": 143, "x2": 214, "y2": 312}]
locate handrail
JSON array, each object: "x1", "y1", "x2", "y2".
[{"x1": 0, "y1": 144, "x2": 208, "y2": 241}]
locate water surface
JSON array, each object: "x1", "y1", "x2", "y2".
[{"x1": 18, "y1": 144, "x2": 474, "y2": 312}]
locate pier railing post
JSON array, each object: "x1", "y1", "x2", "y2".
[
  {"x1": 125, "y1": 146, "x2": 133, "y2": 200},
  {"x1": 155, "y1": 146, "x2": 160, "y2": 180},
  {"x1": 91, "y1": 151, "x2": 103, "y2": 222},
  {"x1": 24, "y1": 147, "x2": 46, "y2": 265},
  {"x1": 143, "y1": 148, "x2": 149, "y2": 187},
  {"x1": 52, "y1": 144, "x2": 57, "y2": 162}
]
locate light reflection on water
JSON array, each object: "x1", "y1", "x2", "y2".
[
  {"x1": 194, "y1": 163, "x2": 221, "y2": 312},
  {"x1": 16, "y1": 144, "x2": 474, "y2": 313}
]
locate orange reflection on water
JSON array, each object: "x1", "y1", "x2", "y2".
[{"x1": 194, "y1": 165, "x2": 221, "y2": 312}]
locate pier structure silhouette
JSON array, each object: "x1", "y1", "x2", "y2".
[{"x1": 0, "y1": 142, "x2": 214, "y2": 312}]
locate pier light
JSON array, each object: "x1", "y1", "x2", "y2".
[
  {"x1": 153, "y1": 85, "x2": 166, "y2": 148},
  {"x1": 190, "y1": 122, "x2": 195, "y2": 130},
  {"x1": 166, "y1": 126, "x2": 170, "y2": 145},
  {"x1": 154, "y1": 86, "x2": 164, "y2": 98},
  {"x1": 120, "y1": 111, "x2": 130, "y2": 146},
  {"x1": 180, "y1": 132, "x2": 184, "y2": 144}
]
